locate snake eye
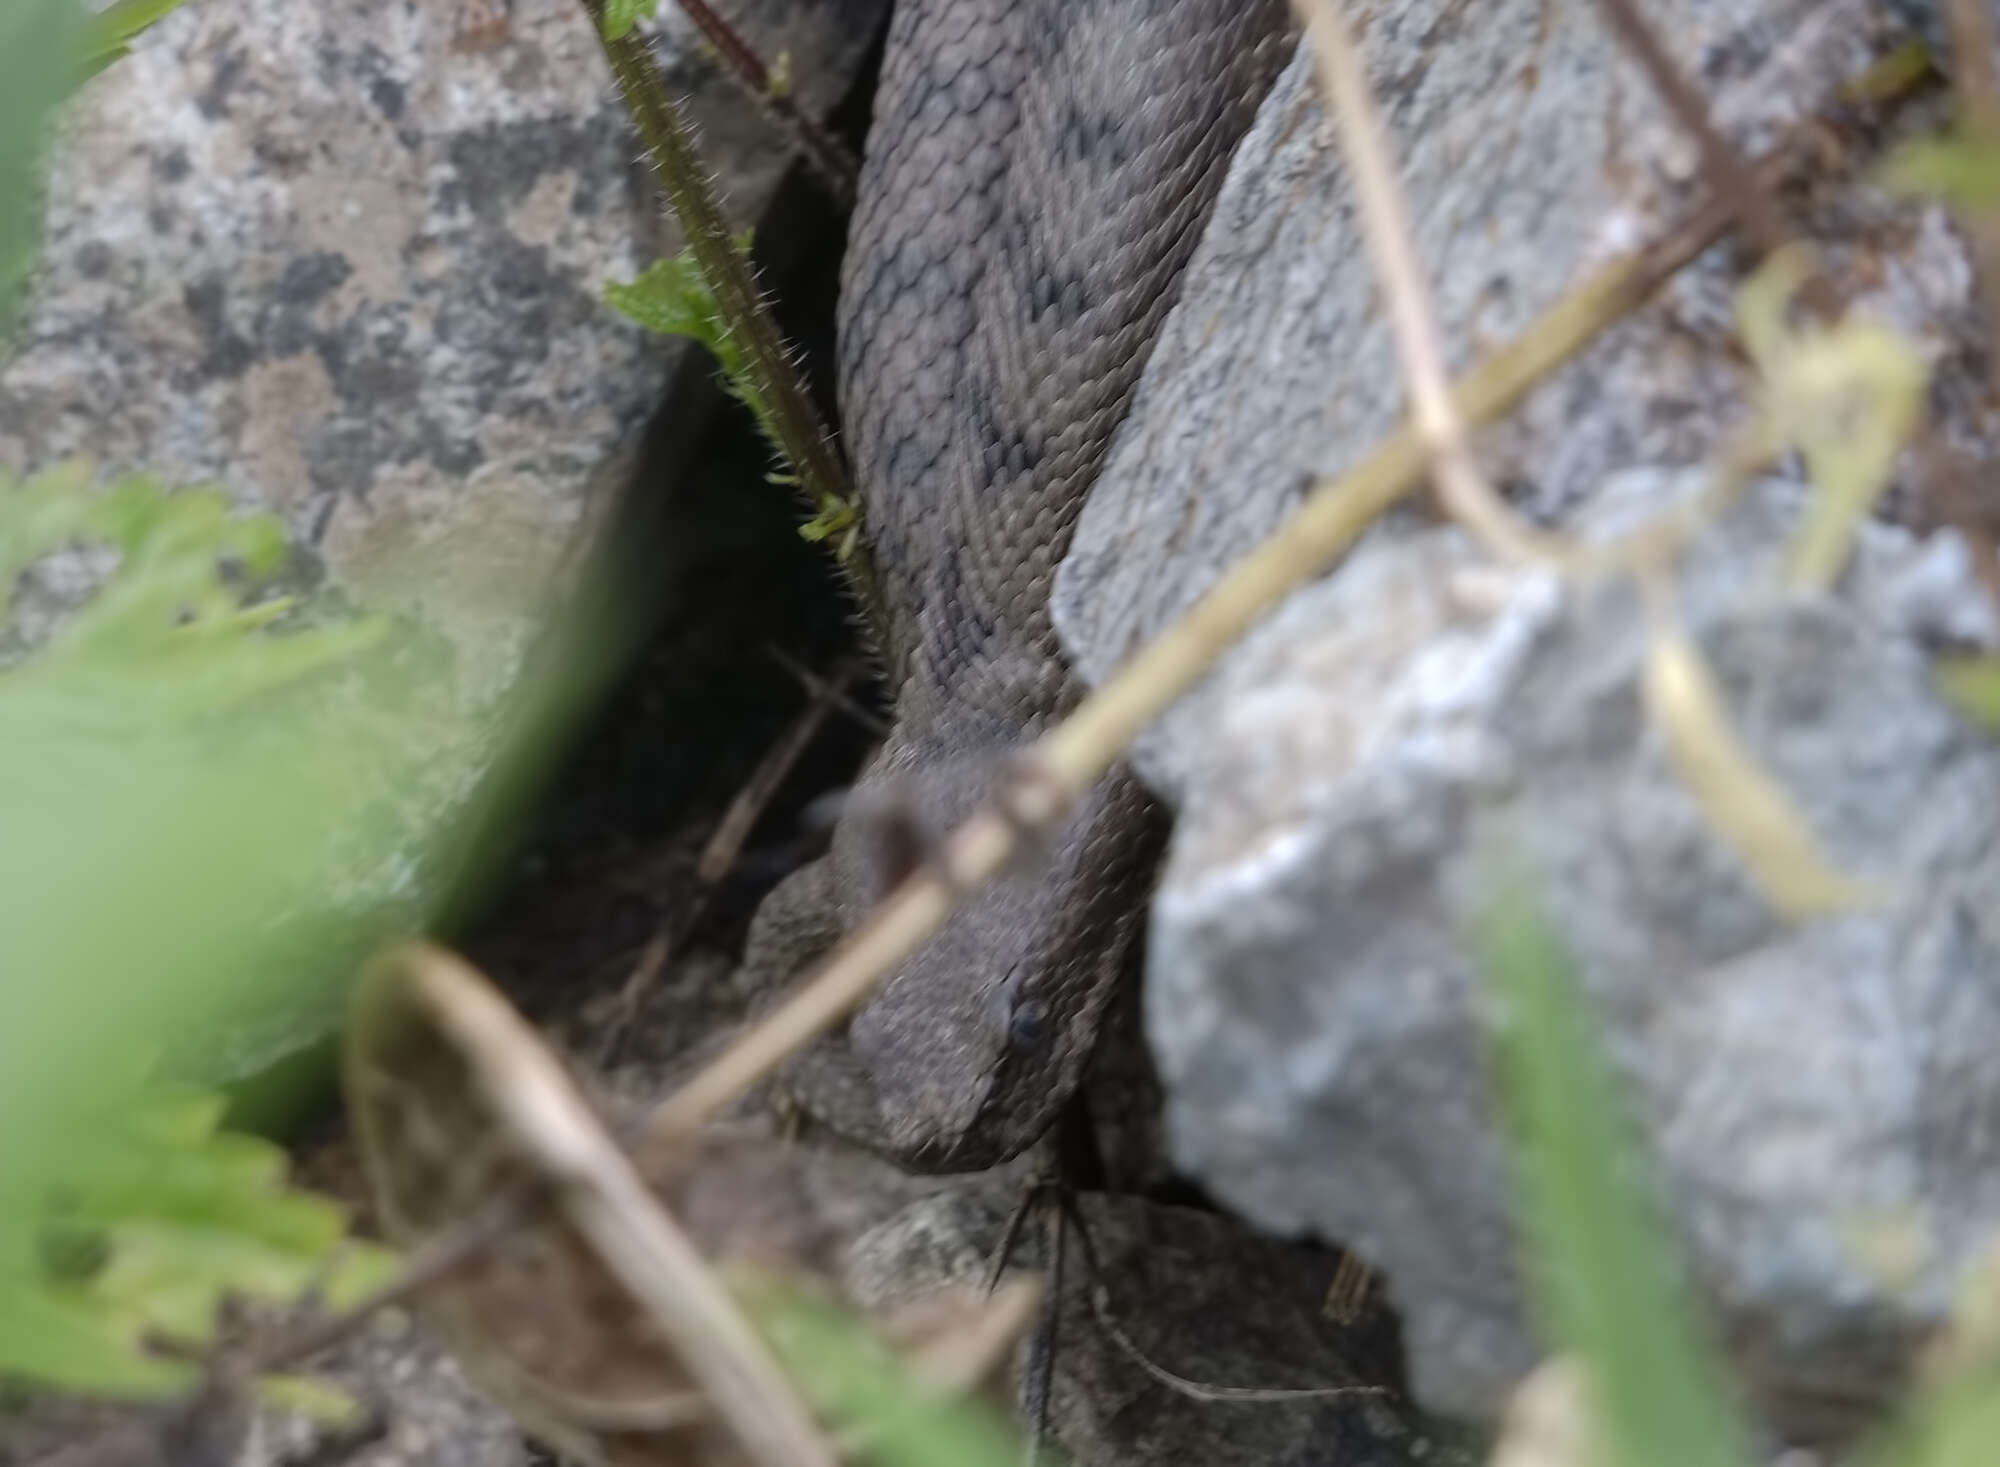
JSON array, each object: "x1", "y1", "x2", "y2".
[{"x1": 1006, "y1": 997, "x2": 1051, "y2": 1052}]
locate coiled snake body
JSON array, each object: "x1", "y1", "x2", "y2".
[{"x1": 744, "y1": 0, "x2": 1292, "y2": 1170}]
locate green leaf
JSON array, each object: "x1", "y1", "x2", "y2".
[
  {"x1": 0, "y1": 468, "x2": 455, "y2": 1399},
  {"x1": 255, "y1": 1372, "x2": 369, "y2": 1428},
  {"x1": 0, "y1": 384, "x2": 598, "y2": 1412},
  {"x1": 1, "y1": 0, "x2": 88, "y2": 332},
  {"x1": 318, "y1": 1241, "x2": 401, "y2": 1312},
  {"x1": 1936, "y1": 655, "x2": 2000, "y2": 731},
  {"x1": 1476, "y1": 878, "x2": 1751, "y2": 1467},
  {"x1": 0, "y1": 1271, "x2": 194, "y2": 1397},
  {"x1": 796, "y1": 496, "x2": 856, "y2": 544},
  {"x1": 1887, "y1": 134, "x2": 2000, "y2": 209},
  {"x1": 0, "y1": 1076, "x2": 396, "y2": 1396},
  {"x1": 605, "y1": 235, "x2": 858, "y2": 546},
  {"x1": 599, "y1": 0, "x2": 657, "y2": 43},
  {"x1": 747, "y1": 1279, "x2": 1022, "y2": 1467},
  {"x1": 604, "y1": 236, "x2": 755, "y2": 374},
  {"x1": 81, "y1": 0, "x2": 193, "y2": 77},
  {"x1": 1869, "y1": 1370, "x2": 2000, "y2": 1467}
]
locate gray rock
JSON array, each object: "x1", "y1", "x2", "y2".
[
  {"x1": 1049, "y1": 0, "x2": 2000, "y2": 1442},
  {"x1": 1054, "y1": 0, "x2": 1964, "y2": 798},
  {"x1": 1144, "y1": 473, "x2": 2000, "y2": 1436},
  {"x1": 2, "y1": 0, "x2": 882, "y2": 693}
]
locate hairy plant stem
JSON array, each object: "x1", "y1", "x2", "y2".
[{"x1": 580, "y1": 0, "x2": 889, "y2": 651}]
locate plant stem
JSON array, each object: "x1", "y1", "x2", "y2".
[{"x1": 581, "y1": 0, "x2": 889, "y2": 651}]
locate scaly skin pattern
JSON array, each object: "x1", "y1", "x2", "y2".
[{"x1": 744, "y1": 0, "x2": 1292, "y2": 1171}]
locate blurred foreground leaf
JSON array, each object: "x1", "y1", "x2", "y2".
[
  {"x1": 1477, "y1": 879, "x2": 1750, "y2": 1467},
  {"x1": 747, "y1": 1278, "x2": 1024, "y2": 1467},
  {"x1": 1936, "y1": 654, "x2": 2000, "y2": 731},
  {"x1": 1, "y1": 0, "x2": 87, "y2": 325},
  {"x1": 0, "y1": 464, "x2": 591, "y2": 1398},
  {"x1": 1888, "y1": 133, "x2": 2000, "y2": 210},
  {"x1": 0, "y1": 1084, "x2": 395, "y2": 1398},
  {"x1": 82, "y1": 0, "x2": 194, "y2": 76}
]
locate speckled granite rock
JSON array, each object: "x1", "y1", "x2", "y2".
[
  {"x1": 2, "y1": 0, "x2": 883, "y2": 691},
  {"x1": 1050, "y1": 0, "x2": 2000, "y2": 1444}
]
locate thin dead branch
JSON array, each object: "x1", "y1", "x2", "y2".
[
  {"x1": 1594, "y1": 0, "x2": 1842, "y2": 321},
  {"x1": 698, "y1": 657, "x2": 866, "y2": 883},
  {"x1": 349, "y1": 945, "x2": 840, "y2": 1467},
  {"x1": 1592, "y1": 0, "x2": 1793, "y2": 261},
  {"x1": 1290, "y1": 0, "x2": 1566, "y2": 570},
  {"x1": 669, "y1": 0, "x2": 861, "y2": 205}
]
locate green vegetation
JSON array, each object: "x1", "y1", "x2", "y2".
[
  {"x1": 7, "y1": 0, "x2": 2000, "y2": 1462},
  {"x1": 1480, "y1": 882, "x2": 2000, "y2": 1467},
  {"x1": 606, "y1": 239, "x2": 856, "y2": 544},
  {"x1": 0, "y1": 0, "x2": 460, "y2": 1409},
  {"x1": 752, "y1": 1281, "x2": 1022, "y2": 1467},
  {"x1": 0, "y1": 461, "x2": 439, "y2": 1400},
  {"x1": 1478, "y1": 880, "x2": 1751, "y2": 1467}
]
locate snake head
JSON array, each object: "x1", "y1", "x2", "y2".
[{"x1": 781, "y1": 735, "x2": 1161, "y2": 1172}]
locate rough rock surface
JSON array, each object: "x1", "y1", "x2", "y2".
[
  {"x1": 1055, "y1": 0, "x2": 1979, "y2": 790},
  {"x1": 1, "y1": 0, "x2": 883, "y2": 691},
  {"x1": 1049, "y1": 0, "x2": 2000, "y2": 1441},
  {"x1": 848, "y1": 1189, "x2": 1485, "y2": 1467},
  {"x1": 1142, "y1": 476, "x2": 2000, "y2": 1437}
]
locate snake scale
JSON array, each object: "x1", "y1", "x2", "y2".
[{"x1": 743, "y1": 0, "x2": 1292, "y2": 1171}]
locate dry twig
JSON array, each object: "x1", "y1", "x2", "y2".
[
  {"x1": 348, "y1": 945, "x2": 840, "y2": 1467},
  {"x1": 669, "y1": 0, "x2": 861, "y2": 205}
]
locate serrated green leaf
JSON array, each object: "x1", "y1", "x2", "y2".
[
  {"x1": 1477, "y1": 878, "x2": 1751, "y2": 1467},
  {"x1": 318, "y1": 1241, "x2": 401, "y2": 1312},
  {"x1": 93, "y1": 1223, "x2": 337, "y2": 1342},
  {"x1": 604, "y1": 233, "x2": 858, "y2": 548},
  {"x1": 0, "y1": 1272, "x2": 193, "y2": 1397},
  {"x1": 0, "y1": 475, "x2": 392, "y2": 739},
  {"x1": 0, "y1": 466, "x2": 460, "y2": 1400},
  {"x1": 0, "y1": 371, "x2": 599, "y2": 1407},
  {"x1": 4, "y1": 1073, "x2": 385, "y2": 1391},
  {"x1": 604, "y1": 254, "x2": 723, "y2": 348}
]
